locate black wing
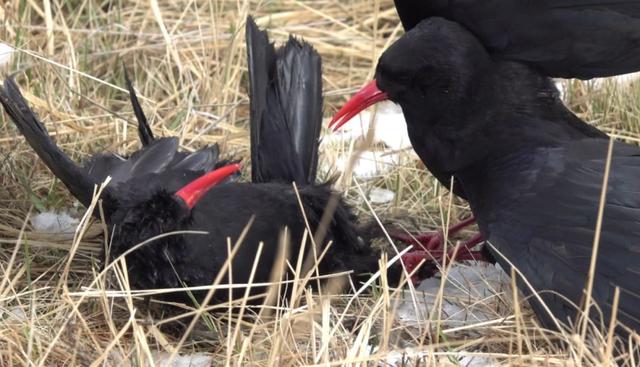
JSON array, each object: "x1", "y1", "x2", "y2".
[
  {"x1": 123, "y1": 67, "x2": 155, "y2": 146},
  {"x1": 2, "y1": 77, "x2": 226, "y2": 213},
  {"x1": 83, "y1": 153, "x2": 128, "y2": 184},
  {"x1": 548, "y1": 0, "x2": 640, "y2": 14},
  {"x1": 393, "y1": 0, "x2": 439, "y2": 30},
  {"x1": 83, "y1": 68, "x2": 159, "y2": 183},
  {"x1": 473, "y1": 139, "x2": 640, "y2": 331},
  {"x1": 121, "y1": 68, "x2": 224, "y2": 181},
  {"x1": 88, "y1": 138, "x2": 179, "y2": 186},
  {"x1": 88, "y1": 69, "x2": 224, "y2": 188},
  {"x1": 0, "y1": 77, "x2": 103, "y2": 208},
  {"x1": 394, "y1": 0, "x2": 640, "y2": 79},
  {"x1": 86, "y1": 136, "x2": 225, "y2": 191},
  {"x1": 246, "y1": 16, "x2": 323, "y2": 185}
]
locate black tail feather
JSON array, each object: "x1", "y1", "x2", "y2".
[
  {"x1": 246, "y1": 16, "x2": 323, "y2": 185},
  {"x1": 0, "y1": 77, "x2": 103, "y2": 208},
  {"x1": 274, "y1": 37, "x2": 323, "y2": 184},
  {"x1": 123, "y1": 67, "x2": 154, "y2": 146},
  {"x1": 246, "y1": 16, "x2": 278, "y2": 183}
]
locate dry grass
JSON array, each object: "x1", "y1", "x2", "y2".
[{"x1": 1, "y1": 0, "x2": 640, "y2": 365}]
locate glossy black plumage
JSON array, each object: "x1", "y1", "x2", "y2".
[
  {"x1": 110, "y1": 19, "x2": 387, "y2": 301},
  {"x1": 124, "y1": 67, "x2": 154, "y2": 146},
  {"x1": 1, "y1": 20, "x2": 386, "y2": 304},
  {"x1": 393, "y1": 0, "x2": 640, "y2": 79},
  {"x1": 247, "y1": 17, "x2": 322, "y2": 185},
  {"x1": 334, "y1": 17, "x2": 640, "y2": 333},
  {"x1": 0, "y1": 78, "x2": 97, "y2": 208},
  {"x1": 0, "y1": 76, "x2": 225, "y2": 212}
]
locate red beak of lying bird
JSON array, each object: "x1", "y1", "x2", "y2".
[
  {"x1": 330, "y1": 16, "x2": 640, "y2": 344},
  {"x1": 0, "y1": 17, "x2": 403, "y2": 306}
]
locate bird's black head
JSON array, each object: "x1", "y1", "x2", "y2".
[
  {"x1": 375, "y1": 18, "x2": 490, "y2": 112},
  {"x1": 111, "y1": 190, "x2": 189, "y2": 253},
  {"x1": 107, "y1": 163, "x2": 241, "y2": 261},
  {"x1": 329, "y1": 18, "x2": 499, "y2": 178},
  {"x1": 330, "y1": 17, "x2": 592, "y2": 178},
  {"x1": 330, "y1": 17, "x2": 492, "y2": 132}
]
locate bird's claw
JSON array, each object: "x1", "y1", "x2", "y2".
[
  {"x1": 391, "y1": 231, "x2": 445, "y2": 252},
  {"x1": 398, "y1": 232, "x2": 488, "y2": 285}
]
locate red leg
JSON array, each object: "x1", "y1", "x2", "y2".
[
  {"x1": 399, "y1": 231, "x2": 488, "y2": 284},
  {"x1": 390, "y1": 232, "x2": 443, "y2": 252},
  {"x1": 448, "y1": 234, "x2": 489, "y2": 262},
  {"x1": 391, "y1": 216, "x2": 476, "y2": 251},
  {"x1": 451, "y1": 233, "x2": 485, "y2": 258}
]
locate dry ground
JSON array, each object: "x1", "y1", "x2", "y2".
[{"x1": 1, "y1": 0, "x2": 640, "y2": 365}]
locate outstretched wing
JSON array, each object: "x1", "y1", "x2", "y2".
[
  {"x1": 246, "y1": 16, "x2": 323, "y2": 185},
  {"x1": 87, "y1": 70, "x2": 224, "y2": 188},
  {"x1": 393, "y1": 0, "x2": 640, "y2": 78},
  {"x1": 0, "y1": 77, "x2": 103, "y2": 208}
]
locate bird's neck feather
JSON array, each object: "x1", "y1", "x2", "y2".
[{"x1": 403, "y1": 61, "x2": 596, "y2": 177}]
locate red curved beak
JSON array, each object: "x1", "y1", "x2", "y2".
[
  {"x1": 175, "y1": 163, "x2": 241, "y2": 209},
  {"x1": 329, "y1": 80, "x2": 389, "y2": 131}
]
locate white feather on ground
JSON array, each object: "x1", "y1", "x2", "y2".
[
  {"x1": 0, "y1": 43, "x2": 15, "y2": 67},
  {"x1": 334, "y1": 151, "x2": 402, "y2": 180},
  {"x1": 31, "y1": 211, "x2": 79, "y2": 234},
  {"x1": 381, "y1": 263, "x2": 510, "y2": 366},
  {"x1": 149, "y1": 352, "x2": 212, "y2": 367},
  {"x1": 384, "y1": 348, "x2": 497, "y2": 367},
  {"x1": 396, "y1": 262, "x2": 511, "y2": 327},
  {"x1": 368, "y1": 187, "x2": 396, "y2": 204}
]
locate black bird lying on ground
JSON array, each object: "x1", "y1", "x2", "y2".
[
  {"x1": 0, "y1": 73, "x2": 240, "y2": 295},
  {"x1": 393, "y1": 0, "x2": 640, "y2": 79},
  {"x1": 0, "y1": 17, "x2": 392, "y2": 304},
  {"x1": 330, "y1": 17, "x2": 640, "y2": 338}
]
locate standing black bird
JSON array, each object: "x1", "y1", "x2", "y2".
[
  {"x1": 386, "y1": 0, "x2": 640, "y2": 253},
  {"x1": 0, "y1": 18, "x2": 388, "y2": 304},
  {"x1": 393, "y1": 0, "x2": 640, "y2": 79},
  {"x1": 329, "y1": 17, "x2": 640, "y2": 335}
]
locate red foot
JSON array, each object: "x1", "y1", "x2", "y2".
[
  {"x1": 391, "y1": 216, "x2": 477, "y2": 252},
  {"x1": 392, "y1": 218, "x2": 489, "y2": 284}
]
